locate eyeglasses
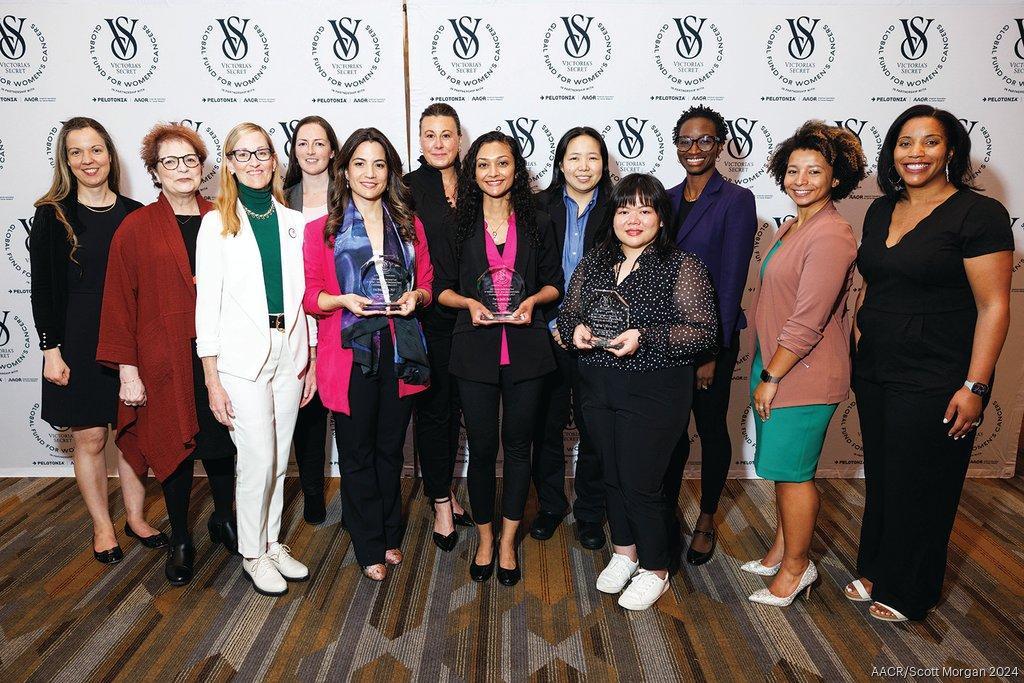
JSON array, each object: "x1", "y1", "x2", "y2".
[
  {"x1": 228, "y1": 147, "x2": 273, "y2": 162},
  {"x1": 158, "y1": 154, "x2": 201, "y2": 170},
  {"x1": 675, "y1": 135, "x2": 721, "y2": 152}
]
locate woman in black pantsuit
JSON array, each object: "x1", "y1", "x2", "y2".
[
  {"x1": 558, "y1": 174, "x2": 718, "y2": 611},
  {"x1": 849, "y1": 106, "x2": 1013, "y2": 622},
  {"x1": 435, "y1": 131, "x2": 562, "y2": 586},
  {"x1": 405, "y1": 103, "x2": 473, "y2": 551}
]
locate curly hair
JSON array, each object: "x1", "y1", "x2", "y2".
[
  {"x1": 453, "y1": 131, "x2": 538, "y2": 251},
  {"x1": 672, "y1": 105, "x2": 728, "y2": 143},
  {"x1": 324, "y1": 127, "x2": 414, "y2": 244},
  {"x1": 767, "y1": 120, "x2": 867, "y2": 202},
  {"x1": 876, "y1": 105, "x2": 979, "y2": 201},
  {"x1": 140, "y1": 123, "x2": 208, "y2": 189}
]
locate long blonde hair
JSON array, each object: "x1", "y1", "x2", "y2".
[
  {"x1": 215, "y1": 122, "x2": 285, "y2": 236},
  {"x1": 34, "y1": 117, "x2": 123, "y2": 263}
]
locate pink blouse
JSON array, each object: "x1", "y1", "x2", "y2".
[
  {"x1": 302, "y1": 215, "x2": 434, "y2": 415},
  {"x1": 483, "y1": 214, "x2": 518, "y2": 366}
]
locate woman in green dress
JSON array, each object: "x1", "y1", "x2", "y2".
[{"x1": 743, "y1": 121, "x2": 866, "y2": 607}]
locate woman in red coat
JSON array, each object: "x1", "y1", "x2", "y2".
[{"x1": 98, "y1": 123, "x2": 237, "y2": 585}]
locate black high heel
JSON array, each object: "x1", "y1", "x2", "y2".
[
  {"x1": 431, "y1": 498, "x2": 458, "y2": 552},
  {"x1": 470, "y1": 542, "x2": 496, "y2": 582},
  {"x1": 207, "y1": 516, "x2": 240, "y2": 555},
  {"x1": 496, "y1": 538, "x2": 521, "y2": 587},
  {"x1": 124, "y1": 522, "x2": 169, "y2": 549},
  {"x1": 450, "y1": 489, "x2": 474, "y2": 527}
]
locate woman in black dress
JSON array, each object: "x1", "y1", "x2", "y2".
[
  {"x1": 849, "y1": 106, "x2": 1013, "y2": 622},
  {"x1": 405, "y1": 103, "x2": 472, "y2": 551},
  {"x1": 98, "y1": 123, "x2": 238, "y2": 585},
  {"x1": 30, "y1": 117, "x2": 165, "y2": 564}
]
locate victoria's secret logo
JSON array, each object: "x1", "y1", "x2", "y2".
[
  {"x1": 218, "y1": 17, "x2": 249, "y2": 60},
  {"x1": 561, "y1": 14, "x2": 593, "y2": 58},
  {"x1": 674, "y1": 16, "x2": 705, "y2": 59},
  {"x1": 0, "y1": 15, "x2": 48, "y2": 94},
  {"x1": 450, "y1": 17, "x2": 481, "y2": 60},
  {"x1": 106, "y1": 17, "x2": 138, "y2": 60},
  {"x1": 786, "y1": 17, "x2": 818, "y2": 60},
  {"x1": 615, "y1": 118, "x2": 647, "y2": 160},
  {"x1": 330, "y1": 18, "x2": 360, "y2": 60},
  {"x1": 899, "y1": 17, "x2": 931, "y2": 60}
]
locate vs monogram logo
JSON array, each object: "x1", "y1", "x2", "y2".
[
  {"x1": 218, "y1": 17, "x2": 249, "y2": 60},
  {"x1": 449, "y1": 16, "x2": 481, "y2": 60},
  {"x1": 674, "y1": 16, "x2": 705, "y2": 59},
  {"x1": 19, "y1": 217, "x2": 30, "y2": 253},
  {"x1": 561, "y1": 14, "x2": 593, "y2": 58},
  {"x1": 1015, "y1": 18, "x2": 1024, "y2": 60},
  {"x1": 786, "y1": 17, "x2": 818, "y2": 60},
  {"x1": 725, "y1": 118, "x2": 758, "y2": 160},
  {"x1": 4, "y1": 215, "x2": 32, "y2": 280},
  {"x1": 615, "y1": 118, "x2": 647, "y2": 160},
  {"x1": 105, "y1": 16, "x2": 138, "y2": 61},
  {"x1": 0, "y1": 15, "x2": 26, "y2": 60},
  {"x1": 772, "y1": 215, "x2": 796, "y2": 228},
  {"x1": 276, "y1": 119, "x2": 300, "y2": 159},
  {"x1": 899, "y1": 17, "x2": 932, "y2": 60},
  {"x1": 505, "y1": 118, "x2": 538, "y2": 158},
  {"x1": 330, "y1": 18, "x2": 361, "y2": 61},
  {"x1": 0, "y1": 310, "x2": 10, "y2": 347}
]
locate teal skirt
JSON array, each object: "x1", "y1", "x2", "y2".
[{"x1": 750, "y1": 346, "x2": 837, "y2": 483}]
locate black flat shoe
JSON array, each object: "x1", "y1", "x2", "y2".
[
  {"x1": 124, "y1": 523, "x2": 169, "y2": 549},
  {"x1": 207, "y1": 516, "x2": 240, "y2": 556},
  {"x1": 93, "y1": 545, "x2": 123, "y2": 565},
  {"x1": 303, "y1": 494, "x2": 327, "y2": 525},
  {"x1": 686, "y1": 528, "x2": 717, "y2": 566},
  {"x1": 470, "y1": 544, "x2": 496, "y2": 582},
  {"x1": 497, "y1": 551, "x2": 521, "y2": 587},
  {"x1": 529, "y1": 511, "x2": 563, "y2": 541},
  {"x1": 165, "y1": 541, "x2": 195, "y2": 586},
  {"x1": 576, "y1": 520, "x2": 606, "y2": 550}
]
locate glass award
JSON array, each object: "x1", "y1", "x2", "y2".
[
  {"x1": 585, "y1": 289, "x2": 630, "y2": 349},
  {"x1": 359, "y1": 255, "x2": 412, "y2": 311},
  {"x1": 476, "y1": 265, "x2": 526, "y2": 321}
]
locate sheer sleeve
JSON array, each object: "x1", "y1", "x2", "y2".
[
  {"x1": 639, "y1": 254, "x2": 719, "y2": 360},
  {"x1": 555, "y1": 253, "x2": 591, "y2": 348}
]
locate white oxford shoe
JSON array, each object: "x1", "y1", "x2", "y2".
[
  {"x1": 267, "y1": 542, "x2": 309, "y2": 581},
  {"x1": 243, "y1": 554, "x2": 288, "y2": 596}
]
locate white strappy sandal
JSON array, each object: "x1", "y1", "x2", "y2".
[{"x1": 844, "y1": 579, "x2": 872, "y2": 602}]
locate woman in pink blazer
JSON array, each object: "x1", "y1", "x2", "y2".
[
  {"x1": 742, "y1": 121, "x2": 866, "y2": 607},
  {"x1": 303, "y1": 128, "x2": 433, "y2": 582}
]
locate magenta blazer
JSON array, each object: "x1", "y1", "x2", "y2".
[{"x1": 302, "y1": 215, "x2": 434, "y2": 415}]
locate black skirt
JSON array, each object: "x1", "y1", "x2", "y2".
[{"x1": 190, "y1": 342, "x2": 235, "y2": 461}]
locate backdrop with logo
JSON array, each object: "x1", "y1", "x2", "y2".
[
  {"x1": 0, "y1": 0, "x2": 409, "y2": 476},
  {"x1": 0, "y1": 1, "x2": 1021, "y2": 479},
  {"x1": 407, "y1": 0, "x2": 1024, "y2": 479}
]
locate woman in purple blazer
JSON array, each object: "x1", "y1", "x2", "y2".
[{"x1": 663, "y1": 105, "x2": 757, "y2": 566}]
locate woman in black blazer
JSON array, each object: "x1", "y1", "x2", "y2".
[
  {"x1": 435, "y1": 130, "x2": 563, "y2": 586},
  {"x1": 30, "y1": 116, "x2": 164, "y2": 564}
]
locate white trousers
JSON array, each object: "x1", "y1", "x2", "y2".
[{"x1": 219, "y1": 331, "x2": 302, "y2": 558}]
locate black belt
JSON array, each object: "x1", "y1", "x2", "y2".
[{"x1": 269, "y1": 314, "x2": 285, "y2": 330}]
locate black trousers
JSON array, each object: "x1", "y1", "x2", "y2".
[
  {"x1": 458, "y1": 369, "x2": 545, "y2": 525},
  {"x1": 292, "y1": 392, "x2": 329, "y2": 502},
  {"x1": 162, "y1": 456, "x2": 235, "y2": 544},
  {"x1": 854, "y1": 376, "x2": 976, "y2": 620},
  {"x1": 415, "y1": 333, "x2": 463, "y2": 500},
  {"x1": 532, "y1": 341, "x2": 605, "y2": 522},
  {"x1": 333, "y1": 337, "x2": 414, "y2": 567},
  {"x1": 582, "y1": 364, "x2": 693, "y2": 570},
  {"x1": 665, "y1": 335, "x2": 740, "y2": 516}
]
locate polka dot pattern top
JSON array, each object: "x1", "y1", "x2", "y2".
[{"x1": 557, "y1": 245, "x2": 720, "y2": 371}]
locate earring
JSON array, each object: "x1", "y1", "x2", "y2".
[{"x1": 886, "y1": 165, "x2": 904, "y2": 190}]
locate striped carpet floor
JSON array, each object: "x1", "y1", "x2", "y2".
[{"x1": 0, "y1": 475, "x2": 1022, "y2": 682}]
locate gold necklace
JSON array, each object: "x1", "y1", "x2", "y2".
[
  {"x1": 485, "y1": 218, "x2": 507, "y2": 240},
  {"x1": 82, "y1": 193, "x2": 117, "y2": 213},
  {"x1": 243, "y1": 204, "x2": 275, "y2": 220}
]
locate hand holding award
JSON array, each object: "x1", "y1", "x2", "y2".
[
  {"x1": 359, "y1": 255, "x2": 413, "y2": 312},
  {"x1": 584, "y1": 289, "x2": 630, "y2": 350},
  {"x1": 476, "y1": 265, "x2": 526, "y2": 322}
]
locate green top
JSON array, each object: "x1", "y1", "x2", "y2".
[{"x1": 239, "y1": 182, "x2": 284, "y2": 315}]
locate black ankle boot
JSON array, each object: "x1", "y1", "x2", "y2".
[
  {"x1": 303, "y1": 494, "x2": 326, "y2": 525},
  {"x1": 208, "y1": 516, "x2": 239, "y2": 555},
  {"x1": 165, "y1": 542, "x2": 195, "y2": 585}
]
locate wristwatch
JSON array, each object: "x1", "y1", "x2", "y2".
[
  {"x1": 760, "y1": 369, "x2": 782, "y2": 384},
  {"x1": 964, "y1": 380, "x2": 990, "y2": 397}
]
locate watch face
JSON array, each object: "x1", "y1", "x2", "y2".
[{"x1": 970, "y1": 382, "x2": 990, "y2": 396}]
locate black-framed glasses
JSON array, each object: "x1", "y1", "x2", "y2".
[
  {"x1": 228, "y1": 147, "x2": 273, "y2": 162},
  {"x1": 158, "y1": 154, "x2": 201, "y2": 170},
  {"x1": 675, "y1": 135, "x2": 721, "y2": 152}
]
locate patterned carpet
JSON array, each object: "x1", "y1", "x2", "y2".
[{"x1": 0, "y1": 475, "x2": 1022, "y2": 682}]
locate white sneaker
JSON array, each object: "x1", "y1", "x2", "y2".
[
  {"x1": 267, "y1": 542, "x2": 309, "y2": 581},
  {"x1": 242, "y1": 554, "x2": 287, "y2": 596},
  {"x1": 596, "y1": 553, "x2": 639, "y2": 593},
  {"x1": 617, "y1": 569, "x2": 670, "y2": 611}
]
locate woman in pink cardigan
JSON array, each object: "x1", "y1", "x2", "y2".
[
  {"x1": 742, "y1": 121, "x2": 866, "y2": 607},
  {"x1": 303, "y1": 128, "x2": 433, "y2": 582}
]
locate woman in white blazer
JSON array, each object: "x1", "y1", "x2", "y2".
[{"x1": 196, "y1": 122, "x2": 317, "y2": 596}]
